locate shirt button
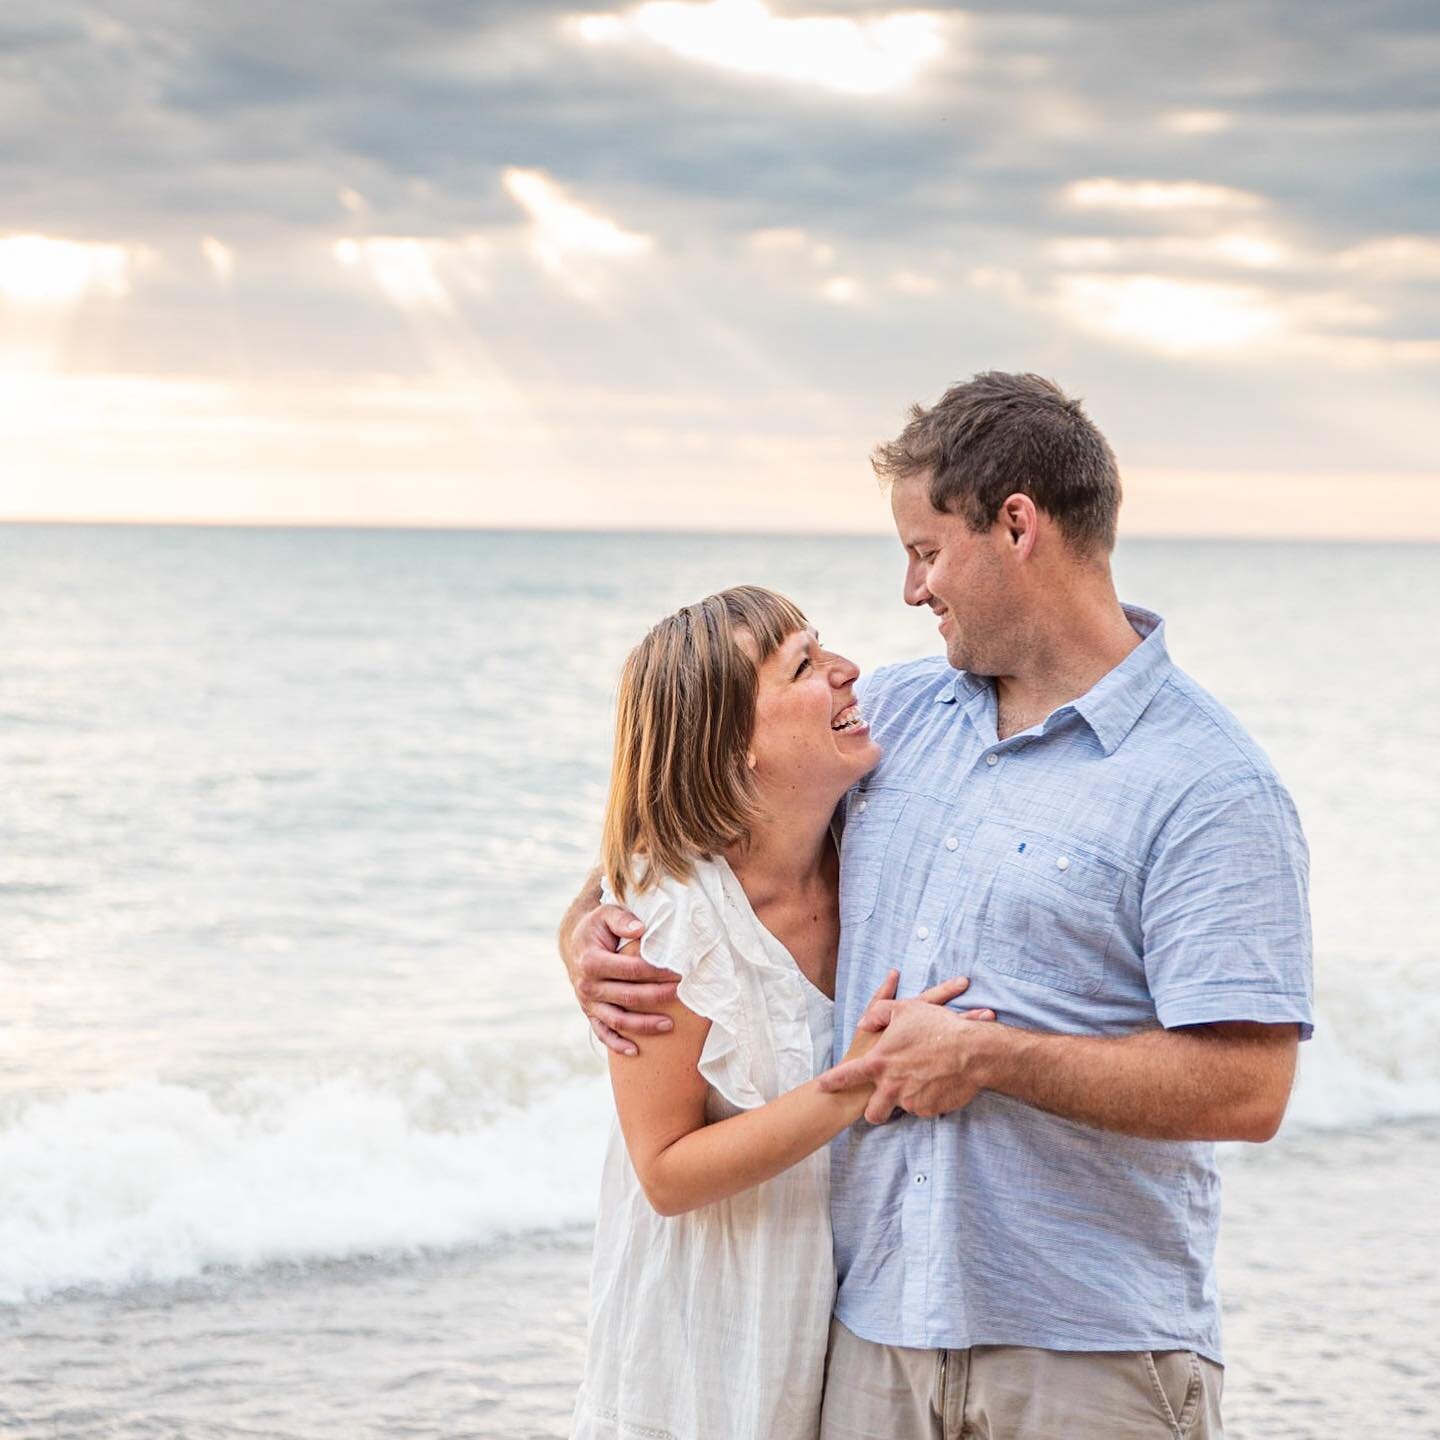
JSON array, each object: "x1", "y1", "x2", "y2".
[
  {"x1": 914, "y1": 1173, "x2": 928, "y2": 1185},
  {"x1": 1056, "y1": 855, "x2": 1070, "y2": 871},
  {"x1": 944, "y1": 836, "x2": 958, "y2": 851},
  {"x1": 985, "y1": 753, "x2": 998, "y2": 767},
  {"x1": 857, "y1": 799, "x2": 868, "y2": 812},
  {"x1": 916, "y1": 925, "x2": 930, "y2": 940}
]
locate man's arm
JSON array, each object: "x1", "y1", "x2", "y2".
[
  {"x1": 820, "y1": 999, "x2": 1298, "y2": 1139},
  {"x1": 557, "y1": 866, "x2": 604, "y2": 989},
  {"x1": 991, "y1": 1020, "x2": 1297, "y2": 1140},
  {"x1": 557, "y1": 867, "x2": 681, "y2": 1056}
]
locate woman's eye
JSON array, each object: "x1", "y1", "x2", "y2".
[{"x1": 795, "y1": 657, "x2": 811, "y2": 677}]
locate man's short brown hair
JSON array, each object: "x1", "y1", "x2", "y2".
[{"x1": 871, "y1": 371, "x2": 1121, "y2": 553}]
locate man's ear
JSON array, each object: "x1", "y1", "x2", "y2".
[{"x1": 1000, "y1": 494, "x2": 1039, "y2": 557}]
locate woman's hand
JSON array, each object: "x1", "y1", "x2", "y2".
[
  {"x1": 838, "y1": 970, "x2": 995, "y2": 1070},
  {"x1": 841, "y1": 969, "x2": 899, "y2": 1064}
]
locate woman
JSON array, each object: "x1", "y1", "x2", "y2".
[{"x1": 571, "y1": 586, "x2": 988, "y2": 1440}]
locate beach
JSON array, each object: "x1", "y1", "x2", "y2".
[
  {"x1": 7, "y1": 1121, "x2": 1438, "y2": 1438},
  {"x1": 3, "y1": 524, "x2": 1439, "y2": 1437}
]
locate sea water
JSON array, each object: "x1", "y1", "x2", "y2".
[{"x1": 2, "y1": 524, "x2": 1438, "y2": 1437}]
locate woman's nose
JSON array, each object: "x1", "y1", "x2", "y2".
[{"x1": 830, "y1": 652, "x2": 860, "y2": 687}]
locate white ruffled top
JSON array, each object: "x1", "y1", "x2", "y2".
[{"x1": 571, "y1": 856, "x2": 836, "y2": 1440}]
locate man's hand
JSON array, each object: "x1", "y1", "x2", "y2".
[
  {"x1": 568, "y1": 902, "x2": 681, "y2": 1056},
  {"x1": 819, "y1": 997, "x2": 1003, "y2": 1123}
]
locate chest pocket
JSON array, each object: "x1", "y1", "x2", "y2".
[
  {"x1": 975, "y1": 820, "x2": 1127, "y2": 997},
  {"x1": 839, "y1": 788, "x2": 909, "y2": 923}
]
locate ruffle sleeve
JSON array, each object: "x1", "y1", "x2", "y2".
[{"x1": 603, "y1": 867, "x2": 767, "y2": 1112}]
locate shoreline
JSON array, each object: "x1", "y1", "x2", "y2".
[{"x1": 5, "y1": 1118, "x2": 1438, "y2": 1438}]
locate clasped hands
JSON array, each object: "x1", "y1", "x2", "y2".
[
  {"x1": 821, "y1": 968, "x2": 1002, "y2": 1125},
  {"x1": 570, "y1": 902, "x2": 1003, "y2": 1126}
]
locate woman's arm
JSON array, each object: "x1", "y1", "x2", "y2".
[{"x1": 610, "y1": 967, "x2": 977, "y2": 1216}]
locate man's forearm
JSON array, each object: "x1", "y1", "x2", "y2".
[
  {"x1": 557, "y1": 865, "x2": 603, "y2": 985},
  {"x1": 984, "y1": 1022, "x2": 1298, "y2": 1142}
]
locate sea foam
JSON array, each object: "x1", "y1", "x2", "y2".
[
  {"x1": 6, "y1": 1001, "x2": 1439, "y2": 1304},
  {"x1": 0, "y1": 1049, "x2": 612, "y2": 1305}
]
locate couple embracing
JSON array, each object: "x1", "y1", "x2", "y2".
[{"x1": 559, "y1": 371, "x2": 1313, "y2": 1440}]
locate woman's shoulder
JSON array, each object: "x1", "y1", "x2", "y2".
[{"x1": 603, "y1": 858, "x2": 732, "y2": 973}]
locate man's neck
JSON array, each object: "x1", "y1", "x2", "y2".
[{"x1": 992, "y1": 587, "x2": 1142, "y2": 740}]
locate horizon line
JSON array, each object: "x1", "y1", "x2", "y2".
[{"x1": 3, "y1": 516, "x2": 1438, "y2": 546}]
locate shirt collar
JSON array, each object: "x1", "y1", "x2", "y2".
[{"x1": 933, "y1": 604, "x2": 1173, "y2": 756}]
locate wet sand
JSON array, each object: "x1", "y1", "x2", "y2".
[{"x1": 6, "y1": 1120, "x2": 1438, "y2": 1439}]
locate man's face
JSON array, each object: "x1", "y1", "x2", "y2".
[{"x1": 890, "y1": 475, "x2": 1018, "y2": 676}]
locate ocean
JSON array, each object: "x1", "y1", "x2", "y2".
[{"x1": 2, "y1": 523, "x2": 1438, "y2": 1438}]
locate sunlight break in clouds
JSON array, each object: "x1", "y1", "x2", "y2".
[
  {"x1": 334, "y1": 237, "x2": 485, "y2": 311},
  {"x1": 572, "y1": 0, "x2": 946, "y2": 97},
  {"x1": 201, "y1": 237, "x2": 234, "y2": 285},
  {"x1": 1064, "y1": 179, "x2": 1263, "y2": 212},
  {"x1": 0, "y1": 234, "x2": 130, "y2": 307},
  {"x1": 819, "y1": 275, "x2": 860, "y2": 304},
  {"x1": 1162, "y1": 109, "x2": 1234, "y2": 135},
  {"x1": 502, "y1": 168, "x2": 652, "y2": 294},
  {"x1": 1053, "y1": 274, "x2": 1287, "y2": 354}
]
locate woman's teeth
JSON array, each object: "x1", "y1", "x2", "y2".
[{"x1": 831, "y1": 705, "x2": 864, "y2": 732}]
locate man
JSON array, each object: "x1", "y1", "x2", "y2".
[{"x1": 560, "y1": 371, "x2": 1313, "y2": 1438}]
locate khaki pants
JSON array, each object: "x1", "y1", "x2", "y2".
[{"x1": 819, "y1": 1319, "x2": 1224, "y2": 1440}]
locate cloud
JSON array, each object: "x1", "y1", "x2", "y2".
[
  {"x1": 502, "y1": 167, "x2": 652, "y2": 294},
  {"x1": 1337, "y1": 236, "x2": 1440, "y2": 279},
  {"x1": 1063, "y1": 179, "x2": 1264, "y2": 213},
  {"x1": 745, "y1": 228, "x2": 836, "y2": 265},
  {"x1": 0, "y1": 0, "x2": 1435, "y2": 527},
  {"x1": 1161, "y1": 109, "x2": 1233, "y2": 135},
  {"x1": 888, "y1": 269, "x2": 940, "y2": 296},
  {"x1": 201, "y1": 236, "x2": 234, "y2": 284},
  {"x1": 570, "y1": 1, "x2": 948, "y2": 96},
  {"x1": 1048, "y1": 232, "x2": 1291, "y2": 271},
  {"x1": 1052, "y1": 274, "x2": 1287, "y2": 354},
  {"x1": 333, "y1": 236, "x2": 482, "y2": 311},
  {"x1": 819, "y1": 275, "x2": 861, "y2": 304}
]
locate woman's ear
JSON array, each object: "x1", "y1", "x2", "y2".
[{"x1": 746, "y1": 752, "x2": 757, "y2": 770}]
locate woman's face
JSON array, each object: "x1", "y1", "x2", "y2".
[{"x1": 747, "y1": 627, "x2": 881, "y2": 806}]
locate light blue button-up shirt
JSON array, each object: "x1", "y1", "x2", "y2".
[{"x1": 830, "y1": 607, "x2": 1313, "y2": 1365}]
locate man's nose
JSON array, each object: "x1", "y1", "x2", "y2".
[{"x1": 903, "y1": 564, "x2": 931, "y2": 608}]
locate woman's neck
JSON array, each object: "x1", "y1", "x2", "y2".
[{"x1": 723, "y1": 804, "x2": 836, "y2": 908}]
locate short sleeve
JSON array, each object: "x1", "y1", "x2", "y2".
[
  {"x1": 604, "y1": 869, "x2": 767, "y2": 1111},
  {"x1": 1141, "y1": 771, "x2": 1315, "y2": 1038}
]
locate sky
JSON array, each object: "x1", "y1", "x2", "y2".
[{"x1": 1, "y1": 0, "x2": 1437, "y2": 537}]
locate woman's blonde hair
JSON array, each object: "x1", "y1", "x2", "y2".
[{"x1": 601, "y1": 585, "x2": 808, "y2": 901}]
